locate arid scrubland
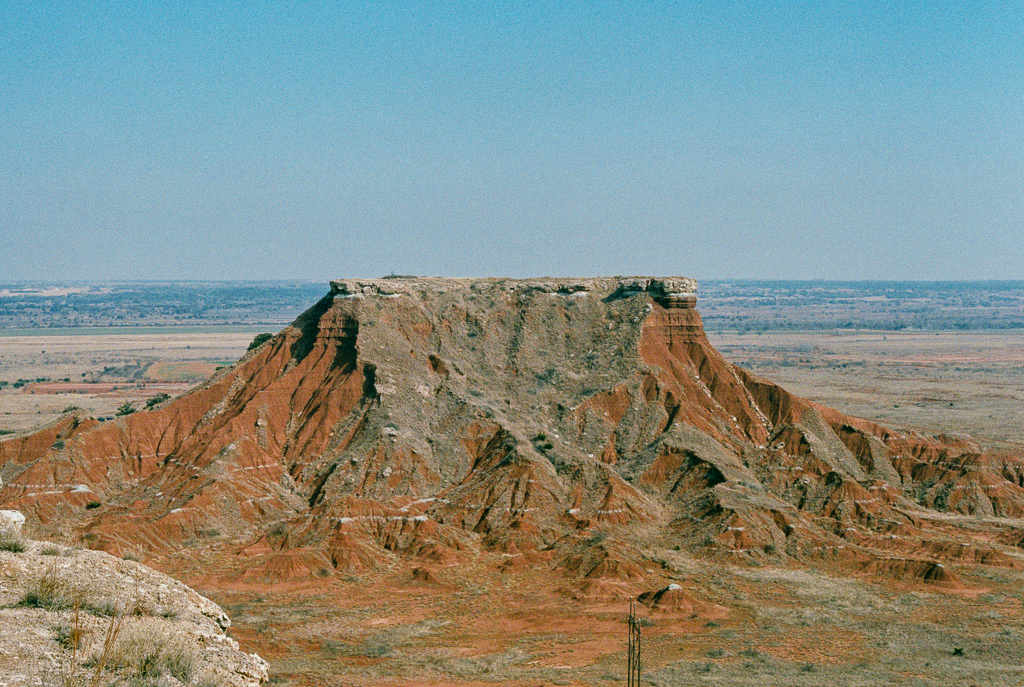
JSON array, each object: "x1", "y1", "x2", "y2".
[{"x1": 2, "y1": 278, "x2": 1024, "y2": 686}]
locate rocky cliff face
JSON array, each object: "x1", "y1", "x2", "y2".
[{"x1": 2, "y1": 277, "x2": 1024, "y2": 589}]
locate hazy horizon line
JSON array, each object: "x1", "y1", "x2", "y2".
[{"x1": 3, "y1": 277, "x2": 1024, "y2": 287}]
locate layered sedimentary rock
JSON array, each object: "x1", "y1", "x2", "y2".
[{"x1": 2, "y1": 277, "x2": 1024, "y2": 588}]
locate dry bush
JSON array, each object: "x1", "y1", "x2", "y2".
[
  {"x1": 20, "y1": 564, "x2": 138, "y2": 618},
  {"x1": 54, "y1": 620, "x2": 90, "y2": 651},
  {"x1": 0, "y1": 520, "x2": 26, "y2": 553},
  {"x1": 91, "y1": 622, "x2": 197, "y2": 683},
  {"x1": 20, "y1": 563, "x2": 76, "y2": 610}
]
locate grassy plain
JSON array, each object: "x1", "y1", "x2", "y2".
[
  {"x1": 708, "y1": 329, "x2": 1024, "y2": 448},
  {"x1": 0, "y1": 329, "x2": 259, "y2": 432}
]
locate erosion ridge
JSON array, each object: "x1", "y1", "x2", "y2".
[{"x1": 2, "y1": 276, "x2": 1024, "y2": 591}]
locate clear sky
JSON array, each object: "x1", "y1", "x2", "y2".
[{"x1": 2, "y1": 1, "x2": 1021, "y2": 282}]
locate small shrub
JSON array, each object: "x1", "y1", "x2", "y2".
[
  {"x1": 706, "y1": 648, "x2": 725, "y2": 658},
  {"x1": 360, "y1": 637, "x2": 391, "y2": 658},
  {"x1": 0, "y1": 520, "x2": 25, "y2": 553},
  {"x1": 953, "y1": 647, "x2": 964, "y2": 656},
  {"x1": 85, "y1": 501, "x2": 102, "y2": 510},
  {"x1": 129, "y1": 597, "x2": 156, "y2": 617},
  {"x1": 115, "y1": 402, "x2": 136, "y2": 416},
  {"x1": 0, "y1": 538, "x2": 26, "y2": 553},
  {"x1": 161, "y1": 643, "x2": 196, "y2": 682},
  {"x1": 40, "y1": 545, "x2": 62, "y2": 556},
  {"x1": 155, "y1": 606, "x2": 178, "y2": 620},
  {"x1": 97, "y1": 627, "x2": 196, "y2": 681},
  {"x1": 85, "y1": 599, "x2": 120, "y2": 617},
  {"x1": 144, "y1": 393, "x2": 170, "y2": 410},
  {"x1": 800, "y1": 662, "x2": 817, "y2": 672},
  {"x1": 53, "y1": 622, "x2": 88, "y2": 651},
  {"x1": 531, "y1": 432, "x2": 556, "y2": 452},
  {"x1": 21, "y1": 565, "x2": 74, "y2": 611},
  {"x1": 247, "y1": 333, "x2": 274, "y2": 351},
  {"x1": 0, "y1": 523, "x2": 26, "y2": 553}
]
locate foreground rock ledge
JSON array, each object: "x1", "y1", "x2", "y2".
[{"x1": 0, "y1": 538, "x2": 268, "y2": 686}]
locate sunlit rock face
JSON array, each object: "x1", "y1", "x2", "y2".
[{"x1": 3, "y1": 276, "x2": 1024, "y2": 589}]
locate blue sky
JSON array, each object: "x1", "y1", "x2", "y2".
[{"x1": 2, "y1": 1, "x2": 1021, "y2": 281}]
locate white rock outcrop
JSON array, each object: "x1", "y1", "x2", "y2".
[
  {"x1": 0, "y1": 509, "x2": 26, "y2": 533},
  {"x1": 0, "y1": 540, "x2": 268, "y2": 686}
]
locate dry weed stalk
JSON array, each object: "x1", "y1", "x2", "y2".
[
  {"x1": 88, "y1": 608, "x2": 125, "y2": 687},
  {"x1": 69, "y1": 595, "x2": 80, "y2": 687}
]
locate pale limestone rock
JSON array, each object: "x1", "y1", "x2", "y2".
[
  {"x1": 0, "y1": 510, "x2": 25, "y2": 534},
  {"x1": 0, "y1": 540, "x2": 267, "y2": 686}
]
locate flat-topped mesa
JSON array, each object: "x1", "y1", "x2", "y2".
[
  {"x1": 8, "y1": 272, "x2": 1024, "y2": 591},
  {"x1": 329, "y1": 276, "x2": 698, "y2": 308}
]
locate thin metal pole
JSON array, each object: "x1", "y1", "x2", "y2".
[
  {"x1": 627, "y1": 598, "x2": 641, "y2": 687},
  {"x1": 627, "y1": 599, "x2": 633, "y2": 687},
  {"x1": 627, "y1": 599, "x2": 631, "y2": 687}
]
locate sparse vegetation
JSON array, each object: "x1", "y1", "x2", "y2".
[
  {"x1": 0, "y1": 517, "x2": 26, "y2": 553},
  {"x1": 93, "y1": 626, "x2": 196, "y2": 682},
  {"x1": 19, "y1": 566, "x2": 121, "y2": 617},
  {"x1": 53, "y1": 620, "x2": 88, "y2": 651},
  {"x1": 0, "y1": 534, "x2": 26, "y2": 553},
  {"x1": 531, "y1": 432, "x2": 555, "y2": 452},
  {"x1": 0, "y1": 538, "x2": 26, "y2": 553},
  {"x1": 20, "y1": 564, "x2": 75, "y2": 611},
  {"x1": 143, "y1": 393, "x2": 170, "y2": 410},
  {"x1": 360, "y1": 637, "x2": 392, "y2": 658},
  {"x1": 247, "y1": 332, "x2": 274, "y2": 351},
  {"x1": 115, "y1": 402, "x2": 136, "y2": 416}
]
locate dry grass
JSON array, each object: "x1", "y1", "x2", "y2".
[
  {"x1": 45, "y1": 594, "x2": 200, "y2": 687},
  {"x1": 0, "y1": 521, "x2": 26, "y2": 553},
  {"x1": 20, "y1": 562, "x2": 76, "y2": 611},
  {"x1": 90, "y1": 621, "x2": 197, "y2": 683}
]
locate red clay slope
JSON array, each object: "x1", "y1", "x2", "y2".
[{"x1": 2, "y1": 277, "x2": 1023, "y2": 588}]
